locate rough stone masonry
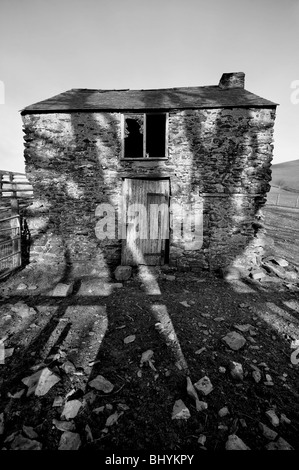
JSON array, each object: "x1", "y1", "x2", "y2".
[{"x1": 20, "y1": 73, "x2": 277, "y2": 276}]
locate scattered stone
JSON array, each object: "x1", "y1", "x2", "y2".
[
  {"x1": 53, "y1": 419, "x2": 76, "y2": 432},
  {"x1": 265, "y1": 409, "x2": 280, "y2": 427},
  {"x1": 229, "y1": 361, "x2": 243, "y2": 381},
  {"x1": 180, "y1": 301, "x2": 190, "y2": 308},
  {"x1": 0, "y1": 413, "x2": 4, "y2": 435},
  {"x1": 28, "y1": 284, "x2": 38, "y2": 290},
  {"x1": 85, "y1": 424, "x2": 93, "y2": 443},
  {"x1": 16, "y1": 282, "x2": 27, "y2": 290},
  {"x1": 58, "y1": 431, "x2": 81, "y2": 450},
  {"x1": 60, "y1": 361, "x2": 76, "y2": 374},
  {"x1": 265, "y1": 437, "x2": 294, "y2": 450},
  {"x1": 291, "y1": 339, "x2": 299, "y2": 349},
  {"x1": 11, "y1": 301, "x2": 36, "y2": 319},
  {"x1": 53, "y1": 396, "x2": 64, "y2": 407},
  {"x1": 219, "y1": 366, "x2": 226, "y2": 374},
  {"x1": 194, "y1": 376, "x2": 213, "y2": 396},
  {"x1": 140, "y1": 350, "x2": 156, "y2": 370},
  {"x1": 252, "y1": 370, "x2": 262, "y2": 383},
  {"x1": 124, "y1": 335, "x2": 136, "y2": 344},
  {"x1": 52, "y1": 283, "x2": 74, "y2": 297},
  {"x1": 234, "y1": 324, "x2": 254, "y2": 333},
  {"x1": 22, "y1": 367, "x2": 60, "y2": 397},
  {"x1": 22, "y1": 425, "x2": 39, "y2": 439},
  {"x1": 225, "y1": 434, "x2": 250, "y2": 450},
  {"x1": 239, "y1": 419, "x2": 247, "y2": 428},
  {"x1": 196, "y1": 401, "x2": 208, "y2": 411},
  {"x1": 117, "y1": 403, "x2": 130, "y2": 412},
  {"x1": 201, "y1": 313, "x2": 211, "y2": 318},
  {"x1": 258, "y1": 422, "x2": 278, "y2": 441},
  {"x1": 195, "y1": 347, "x2": 206, "y2": 355},
  {"x1": 222, "y1": 331, "x2": 246, "y2": 351},
  {"x1": 265, "y1": 374, "x2": 273, "y2": 383},
  {"x1": 219, "y1": 407, "x2": 229, "y2": 418},
  {"x1": 7, "y1": 389, "x2": 25, "y2": 399},
  {"x1": 172, "y1": 400, "x2": 191, "y2": 420},
  {"x1": 92, "y1": 406, "x2": 105, "y2": 414},
  {"x1": 10, "y1": 434, "x2": 42, "y2": 450},
  {"x1": 280, "y1": 413, "x2": 291, "y2": 425},
  {"x1": 106, "y1": 411, "x2": 124, "y2": 427},
  {"x1": 186, "y1": 376, "x2": 206, "y2": 411},
  {"x1": 218, "y1": 425, "x2": 228, "y2": 431},
  {"x1": 88, "y1": 375, "x2": 114, "y2": 393},
  {"x1": 61, "y1": 400, "x2": 82, "y2": 420},
  {"x1": 198, "y1": 434, "x2": 206, "y2": 446},
  {"x1": 4, "y1": 347, "x2": 14, "y2": 358},
  {"x1": 214, "y1": 317, "x2": 225, "y2": 322}
]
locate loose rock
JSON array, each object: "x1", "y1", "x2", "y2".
[
  {"x1": 225, "y1": 434, "x2": 250, "y2": 450},
  {"x1": 280, "y1": 413, "x2": 291, "y2": 425},
  {"x1": 22, "y1": 367, "x2": 60, "y2": 397},
  {"x1": 58, "y1": 431, "x2": 81, "y2": 450},
  {"x1": 265, "y1": 409, "x2": 280, "y2": 427},
  {"x1": 219, "y1": 407, "x2": 229, "y2": 418},
  {"x1": 52, "y1": 283, "x2": 74, "y2": 297},
  {"x1": 22, "y1": 425, "x2": 39, "y2": 439},
  {"x1": 106, "y1": 411, "x2": 124, "y2": 427},
  {"x1": 259, "y1": 422, "x2": 278, "y2": 441},
  {"x1": 11, "y1": 301, "x2": 36, "y2": 319},
  {"x1": 222, "y1": 331, "x2": 246, "y2": 351},
  {"x1": 265, "y1": 437, "x2": 294, "y2": 450},
  {"x1": 88, "y1": 375, "x2": 114, "y2": 393},
  {"x1": 61, "y1": 400, "x2": 82, "y2": 420},
  {"x1": 124, "y1": 335, "x2": 136, "y2": 344},
  {"x1": 16, "y1": 282, "x2": 27, "y2": 290},
  {"x1": 194, "y1": 376, "x2": 213, "y2": 396},
  {"x1": 252, "y1": 370, "x2": 262, "y2": 383},
  {"x1": 198, "y1": 434, "x2": 206, "y2": 446},
  {"x1": 172, "y1": 400, "x2": 191, "y2": 420},
  {"x1": 229, "y1": 361, "x2": 244, "y2": 381},
  {"x1": 10, "y1": 434, "x2": 42, "y2": 450},
  {"x1": 53, "y1": 419, "x2": 76, "y2": 432}
]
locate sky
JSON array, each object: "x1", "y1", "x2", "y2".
[{"x1": 0, "y1": 0, "x2": 298, "y2": 173}]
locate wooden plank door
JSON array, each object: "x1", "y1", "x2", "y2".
[{"x1": 121, "y1": 179, "x2": 170, "y2": 266}]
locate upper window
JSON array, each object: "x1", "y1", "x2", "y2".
[{"x1": 121, "y1": 113, "x2": 168, "y2": 160}]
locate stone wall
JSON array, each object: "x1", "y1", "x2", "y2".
[{"x1": 21, "y1": 106, "x2": 276, "y2": 275}]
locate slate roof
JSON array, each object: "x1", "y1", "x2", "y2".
[{"x1": 21, "y1": 85, "x2": 277, "y2": 115}]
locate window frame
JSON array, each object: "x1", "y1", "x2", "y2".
[{"x1": 120, "y1": 112, "x2": 169, "y2": 161}]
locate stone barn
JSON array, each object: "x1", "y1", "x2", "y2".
[{"x1": 20, "y1": 72, "x2": 277, "y2": 278}]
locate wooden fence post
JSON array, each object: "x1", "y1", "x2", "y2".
[{"x1": 276, "y1": 193, "x2": 280, "y2": 206}]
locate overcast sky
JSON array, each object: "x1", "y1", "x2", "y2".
[{"x1": 0, "y1": 0, "x2": 298, "y2": 172}]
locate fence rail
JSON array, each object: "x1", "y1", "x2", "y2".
[
  {"x1": 266, "y1": 192, "x2": 299, "y2": 209},
  {"x1": 0, "y1": 170, "x2": 33, "y2": 279}
]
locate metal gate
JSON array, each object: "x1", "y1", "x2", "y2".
[
  {"x1": 0, "y1": 170, "x2": 33, "y2": 279},
  {"x1": 0, "y1": 214, "x2": 21, "y2": 279}
]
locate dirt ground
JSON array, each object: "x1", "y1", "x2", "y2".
[{"x1": 0, "y1": 205, "x2": 299, "y2": 452}]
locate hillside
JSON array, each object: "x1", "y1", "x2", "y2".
[{"x1": 271, "y1": 159, "x2": 299, "y2": 191}]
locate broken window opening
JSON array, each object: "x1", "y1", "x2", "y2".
[{"x1": 122, "y1": 113, "x2": 167, "y2": 160}]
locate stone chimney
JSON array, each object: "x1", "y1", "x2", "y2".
[{"x1": 218, "y1": 72, "x2": 245, "y2": 89}]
